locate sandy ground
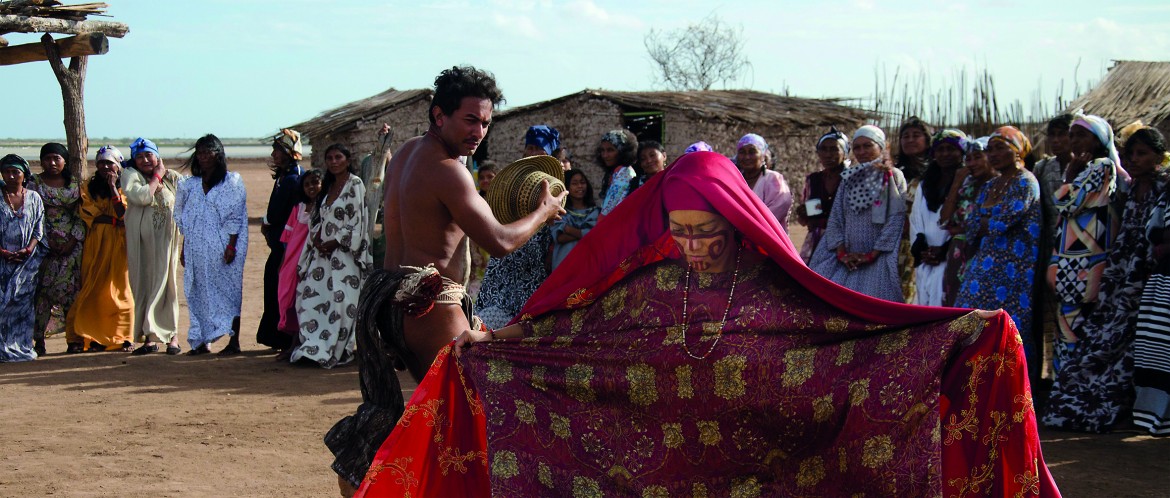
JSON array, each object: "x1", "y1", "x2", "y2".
[{"x1": 1, "y1": 159, "x2": 1168, "y2": 497}]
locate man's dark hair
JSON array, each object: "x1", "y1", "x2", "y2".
[
  {"x1": 429, "y1": 66, "x2": 505, "y2": 125},
  {"x1": 477, "y1": 161, "x2": 498, "y2": 175},
  {"x1": 1047, "y1": 113, "x2": 1074, "y2": 132},
  {"x1": 638, "y1": 140, "x2": 665, "y2": 155}
]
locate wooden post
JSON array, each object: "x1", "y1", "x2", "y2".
[
  {"x1": 0, "y1": 15, "x2": 129, "y2": 38},
  {"x1": 0, "y1": 32, "x2": 106, "y2": 66},
  {"x1": 40, "y1": 33, "x2": 88, "y2": 178}
]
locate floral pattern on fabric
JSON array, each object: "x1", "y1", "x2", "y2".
[
  {"x1": 29, "y1": 175, "x2": 84, "y2": 338},
  {"x1": 601, "y1": 166, "x2": 636, "y2": 216},
  {"x1": 476, "y1": 227, "x2": 552, "y2": 329},
  {"x1": 0, "y1": 190, "x2": 45, "y2": 362}
]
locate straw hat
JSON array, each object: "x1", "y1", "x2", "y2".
[{"x1": 486, "y1": 155, "x2": 567, "y2": 224}]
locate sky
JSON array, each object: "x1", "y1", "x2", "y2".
[{"x1": 2, "y1": 0, "x2": 1168, "y2": 140}]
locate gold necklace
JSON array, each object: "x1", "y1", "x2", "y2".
[{"x1": 679, "y1": 250, "x2": 742, "y2": 360}]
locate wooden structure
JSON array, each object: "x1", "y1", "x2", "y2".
[
  {"x1": 0, "y1": 1, "x2": 128, "y2": 176},
  {"x1": 289, "y1": 88, "x2": 432, "y2": 169},
  {"x1": 1067, "y1": 60, "x2": 1170, "y2": 137},
  {"x1": 483, "y1": 89, "x2": 873, "y2": 202}
]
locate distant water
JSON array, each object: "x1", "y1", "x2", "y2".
[{"x1": 0, "y1": 144, "x2": 313, "y2": 161}]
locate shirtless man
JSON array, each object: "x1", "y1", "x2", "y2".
[{"x1": 327, "y1": 65, "x2": 564, "y2": 495}]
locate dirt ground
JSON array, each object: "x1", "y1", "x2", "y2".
[{"x1": 1, "y1": 159, "x2": 1167, "y2": 497}]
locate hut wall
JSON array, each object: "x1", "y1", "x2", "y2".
[{"x1": 305, "y1": 99, "x2": 432, "y2": 170}]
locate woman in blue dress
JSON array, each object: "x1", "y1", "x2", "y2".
[
  {"x1": 0, "y1": 154, "x2": 45, "y2": 362},
  {"x1": 954, "y1": 126, "x2": 1042, "y2": 377}
]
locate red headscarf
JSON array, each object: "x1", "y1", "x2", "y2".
[{"x1": 515, "y1": 151, "x2": 963, "y2": 325}]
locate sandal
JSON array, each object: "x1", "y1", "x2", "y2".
[
  {"x1": 131, "y1": 343, "x2": 158, "y2": 356},
  {"x1": 186, "y1": 344, "x2": 211, "y2": 356},
  {"x1": 88, "y1": 343, "x2": 107, "y2": 352},
  {"x1": 65, "y1": 343, "x2": 85, "y2": 354},
  {"x1": 166, "y1": 344, "x2": 182, "y2": 355},
  {"x1": 34, "y1": 339, "x2": 46, "y2": 357},
  {"x1": 120, "y1": 342, "x2": 134, "y2": 352},
  {"x1": 217, "y1": 344, "x2": 241, "y2": 357}
]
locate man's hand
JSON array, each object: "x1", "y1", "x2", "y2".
[
  {"x1": 538, "y1": 179, "x2": 567, "y2": 223},
  {"x1": 453, "y1": 328, "x2": 493, "y2": 358}
]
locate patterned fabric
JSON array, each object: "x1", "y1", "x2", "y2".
[
  {"x1": 175, "y1": 172, "x2": 249, "y2": 349},
  {"x1": 798, "y1": 169, "x2": 841, "y2": 263},
  {"x1": 550, "y1": 206, "x2": 599, "y2": 270},
  {"x1": 0, "y1": 190, "x2": 45, "y2": 362},
  {"x1": 121, "y1": 167, "x2": 182, "y2": 344},
  {"x1": 600, "y1": 166, "x2": 637, "y2": 216},
  {"x1": 751, "y1": 169, "x2": 792, "y2": 229},
  {"x1": 275, "y1": 128, "x2": 303, "y2": 161},
  {"x1": 1044, "y1": 173, "x2": 1166, "y2": 431},
  {"x1": 1133, "y1": 181, "x2": 1170, "y2": 435},
  {"x1": 476, "y1": 227, "x2": 552, "y2": 329},
  {"x1": 29, "y1": 175, "x2": 84, "y2": 338},
  {"x1": 954, "y1": 171, "x2": 1042, "y2": 370},
  {"x1": 1049, "y1": 158, "x2": 1118, "y2": 344},
  {"x1": 941, "y1": 174, "x2": 993, "y2": 306},
  {"x1": 291, "y1": 175, "x2": 370, "y2": 368},
  {"x1": 809, "y1": 166, "x2": 906, "y2": 302},
  {"x1": 66, "y1": 184, "x2": 132, "y2": 348}
]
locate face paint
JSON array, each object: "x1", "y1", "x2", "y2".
[{"x1": 671, "y1": 224, "x2": 733, "y2": 272}]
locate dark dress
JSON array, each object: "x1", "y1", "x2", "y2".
[{"x1": 256, "y1": 164, "x2": 302, "y2": 349}]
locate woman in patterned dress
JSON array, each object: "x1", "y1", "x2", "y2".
[
  {"x1": 1133, "y1": 129, "x2": 1170, "y2": 435},
  {"x1": 954, "y1": 126, "x2": 1043, "y2": 377},
  {"x1": 796, "y1": 127, "x2": 848, "y2": 263},
  {"x1": 596, "y1": 129, "x2": 639, "y2": 219},
  {"x1": 937, "y1": 136, "x2": 997, "y2": 306},
  {"x1": 290, "y1": 144, "x2": 371, "y2": 368},
  {"x1": 123, "y1": 138, "x2": 183, "y2": 355},
  {"x1": 1045, "y1": 126, "x2": 1170, "y2": 432},
  {"x1": 0, "y1": 154, "x2": 45, "y2": 362},
  {"x1": 893, "y1": 117, "x2": 935, "y2": 304},
  {"x1": 29, "y1": 143, "x2": 85, "y2": 356},
  {"x1": 175, "y1": 134, "x2": 248, "y2": 356}
]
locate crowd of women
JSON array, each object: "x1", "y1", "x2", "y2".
[{"x1": 3, "y1": 112, "x2": 1169, "y2": 437}]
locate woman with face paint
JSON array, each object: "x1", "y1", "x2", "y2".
[
  {"x1": 29, "y1": 142, "x2": 84, "y2": 356},
  {"x1": 122, "y1": 138, "x2": 183, "y2": 355},
  {"x1": 354, "y1": 151, "x2": 1060, "y2": 497},
  {"x1": 796, "y1": 127, "x2": 849, "y2": 263},
  {"x1": 64, "y1": 146, "x2": 133, "y2": 353},
  {"x1": 808, "y1": 125, "x2": 908, "y2": 303},
  {"x1": 1046, "y1": 125, "x2": 1170, "y2": 433},
  {"x1": 734, "y1": 133, "x2": 792, "y2": 229},
  {"x1": 0, "y1": 154, "x2": 45, "y2": 362}
]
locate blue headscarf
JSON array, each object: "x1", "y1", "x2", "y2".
[
  {"x1": 524, "y1": 125, "x2": 561, "y2": 156},
  {"x1": 129, "y1": 137, "x2": 159, "y2": 160}
]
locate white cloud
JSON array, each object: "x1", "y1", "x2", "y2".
[
  {"x1": 564, "y1": 0, "x2": 643, "y2": 29},
  {"x1": 492, "y1": 13, "x2": 542, "y2": 39}
]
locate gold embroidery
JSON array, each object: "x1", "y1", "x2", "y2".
[
  {"x1": 782, "y1": 347, "x2": 816, "y2": 387},
  {"x1": 486, "y1": 358, "x2": 513, "y2": 384},
  {"x1": 531, "y1": 365, "x2": 548, "y2": 391},
  {"x1": 572, "y1": 475, "x2": 603, "y2": 498},
  {"x1": 729, "y1": 476, "x2": 762, "y2": 498},
  {"x1": 371, "y1": 456, "x2": 417, "y2": 496},
  {"x1": 566, "y1": 288, "x2": 593, "y2": 307},
  {"x1": 838, "y1": 447, "x2": 848, "y2": 473},
  {"x1": 515, "y1": 399, "x2": 536, "y2": 424},
  {"x1": 692, "y1": 483, "x2": 709, "y2": 498},
  {"x1": 1012, "y1": 459, "x2": 1041, "y2": 498},
  {"x1": 848, "y1": 379, "x2": 870, "y2": 406},
  {"x1": 570, "y1": 309, "x2": 586, "y2": 335},
  {"x1": 602, "y1": 286, "x2": 628, "y2": 319},
  {"x1": 824, "y1": 317, "x2": 849, "y2": 334},
  {"x1": 812, "y1": 394, "x2": 835, "y2": 422},
  {"x1": 1013, "y1": 391, "x2": 1034, "y2": 423},
  {"x1": 530, "y1": 314, "x2": 556, "y2": 337},
  {"x1": 664, "y1": 325, "x2": 684, "y2": 346},
  {"x1": 796, "y1": 456, "x2": 825, "y2": 488},
  {"x1": 491, "y1": 450, "x2": 519, "y2": 479},
  {"x1": 627, "y1": 363, "x2": 659, "y2": 406},
  {"x1": 879, "y1": 383, "x2": 905, "y2": 407},
  {"x1": 538, "y1": 462, "x2": 554, "y2": 488},
  {"x1": 438, "y1": 445, "x2": 487, "y2": 476},
  {"x1": 861, "y1": 435, "x2": 893, "y2": 468},
  {"x1": 949, "y1": 311, "x2": 987, "y2": 338},
  {"x1": 550, "y1": 412, "x2": 571, "y2": 439},
  {"x1": 876, "y1": 329, "x2": 910, "y2": 354},
  {"x1": 643, "y1": 485, "x2": 670, "y2": 498},
  {"x1": 565, "y1": 364, "x2": 595, "y2": 402},
  {"x1": 662, "y1": 422, "x2": 684, "y2": 448},
  {"x1": 656, "y1": 264, "x2": 683, "y2": 291},
  {"x1": 835, "y1": 340, "x2": 855, "y2": 366},
  {"x1": 676, "y1": 365, "x2": 694, "y2": 399},
  {"x1": 697, "y1": 271, "x2": 714, "y2": 288},
  {"x1": 608, "y1": 465, "x2": 633, "y2": 481},
  {"x1": 697, "y1": 420, "x2": 722, "y2": 446},
  {"x1": 713, "y1": 355, "x2": 747, "y2": 400},
  {"x1": 553, "y1": 336, "x2": 574, "y2": 348}
]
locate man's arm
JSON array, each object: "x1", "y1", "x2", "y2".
[{"x1": 437, "y1": 159, "x2": 565, "y2": 258}]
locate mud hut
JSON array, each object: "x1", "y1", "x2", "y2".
[
  {"x1": 1067, "y1": 60, "x2": 1170, "y2": 137},
  {"x1": 482, "y1": 89, "x2": 872, "y2": 201},
  {"x1": 289, "y1": 87, "x2": 432, "y2": 169}
]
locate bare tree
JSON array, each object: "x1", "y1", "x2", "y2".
[{"x1": 644, "y1": 15, "x2": 751, "y2": 91}]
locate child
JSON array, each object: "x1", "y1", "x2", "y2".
[{"x1": 276, "y1": 169, "x2": 322, "y2": 352}]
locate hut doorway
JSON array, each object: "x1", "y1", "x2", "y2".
[{"x1": 623, "y1": 111, "x2": 665, "y2": 143}]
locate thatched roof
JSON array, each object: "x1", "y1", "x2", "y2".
[
  {"x1": 494, "y1": 89, "x2": 872, "y2": 128},
  {"x1": 1067, "y1": 60, "x2": 1170, "y2": 127},
  {"x1": 291, "y1": 87, "x2": 431, "y2": 141}
]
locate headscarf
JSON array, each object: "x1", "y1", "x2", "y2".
[
  {"x1": 129, "y1": 137, "x2": 159, "y2": 160},
  {"x1": 965, "y1": 136, "x2": 990, "y2": 154},
  {"x1": 684, "y1": 141, "x2": 714, "y2": 154},
  {"x1": 515, "y1": 151, "x2": 962, "y2": 326},
  {"x1": 931, "y1": 129, "x2": 968, "y2": 155},
  {"x1": 988, "y1": 126, "x2": 1033, "y2": 163},
  {"x1": 662, "y1": 175, "x2": 715, "y2": 213},
  {"x1": 40, "y1": 142, "x2": 68, "y2": 160},
  {"x1": 0, "y1": 154, "x2": 31, "y2": 187},
  {"x1": 736, "y1": 133, "x2": 768, "y2": 153},
  {"x1": 275, "y1": 128, "x2": 304, "y2": 161},
  {"x1": 1072, "y1": 109, "x2": 1121, "y2": 168},
  {"x1": 600, "y1": 129, "x2": 629, "y2": 148},
  {"x1": 853, "y1": 125, "x2": 887, "y2": 150},
  {"x1": 96, "y1": 145, "x2": 125, "y2": 165},
  {"x1": 816, "y1": 126, "x2": 849, "y2": 154},
  {"x1": 524, "y1": 125, "x2": 561, "y2": 156}
]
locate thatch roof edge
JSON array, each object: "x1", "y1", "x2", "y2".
[
  {"x1": 1066, "y1": 60, "x2": 1170, "y2": 127},
  {"x1": 290, "y1": 87, "x2": 432, "y2": 140}
]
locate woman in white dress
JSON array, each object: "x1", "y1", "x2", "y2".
[{"x1": 290, "y1": 144, "x2": 371, "y2": 368}]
